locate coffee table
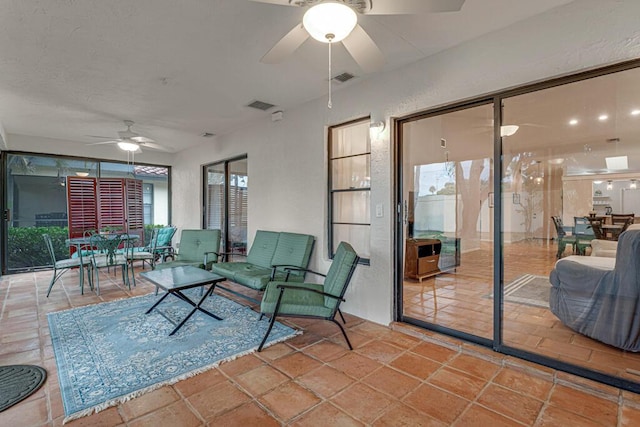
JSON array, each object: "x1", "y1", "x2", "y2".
[{"x1": 141, "y1": 266, "x2": 226, "y2": 335}]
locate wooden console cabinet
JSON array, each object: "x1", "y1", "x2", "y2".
[{"x1": 404, "y1": 239, "x2": 441, "y2": 282}]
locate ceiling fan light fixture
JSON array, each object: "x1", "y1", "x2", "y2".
[
  {"x1": 303, "y1": 2, "x2": 357, "y2": 43},
  {"x1": 117, "y1": 141, "x2": 140, "y2": 152}
]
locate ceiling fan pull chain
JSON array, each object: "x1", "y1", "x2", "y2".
[{"x1": 328, "y1": 40, "x2": 332, "y2": 109}]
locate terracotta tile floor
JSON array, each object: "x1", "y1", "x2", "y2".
[{"x1": 2, "y1": 264, "x2": 640, "y2": 426}]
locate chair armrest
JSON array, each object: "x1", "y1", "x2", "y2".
[
  {"x1": 274, "y1": 266, "x2": 326, "y2": 282},
  {"x1": 275, "y1": 283, "x2": 345, "y2": 302},
  {"x1": 203, "y1": 251, "x2": 221, "y2": 266}
]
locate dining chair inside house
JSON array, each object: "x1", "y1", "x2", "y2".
[
  {"x1": 587, "y1": 218, "x2": 607, "y2": 240},
  {"x1": 611, "y1": 213, "x2": 635, "y2": 236},
  {"x1": 611, "y1": 213, "x2": 635, "y2": 226},
  {"x1": 89, "y1": 233, "x2": 135, "y2": 295},
  {"x1": 551, "y1": 216, "x2": 576, "y2": 258},
  {"x1": 44, "y1": 234, "x2": 93, "y2": 297},
  {"x1": 574, "y1": 216, "x2": 596, "y2": 255}
]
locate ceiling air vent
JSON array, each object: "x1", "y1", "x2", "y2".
[
  {"x1": 246, "y1": 100, "x2": 276, "y2": 111},
  {"x1": 332, "y1": 72, "x2": 356, "y2": 83}
]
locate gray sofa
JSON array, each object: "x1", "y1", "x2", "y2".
[{"x1": 549, "y1": 229, "x2": 640, "y2": 351}]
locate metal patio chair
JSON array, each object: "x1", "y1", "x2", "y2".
[{"x1": 257, "y1": 241, "x2": 360, "y2": 352}]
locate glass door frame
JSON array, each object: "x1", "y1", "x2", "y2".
[
  {"x1": 202, "y1": 154, "x2": 248, "y2": 254},
  {"x1": 393, "y1": 58, "x2": 640, "y2": 393},
  {"x1": 394, "y1": 97, "x2": 497, "y2": 350}
]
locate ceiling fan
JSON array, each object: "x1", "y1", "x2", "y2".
[
  {"x1": 253, "y1": 0, "x2": 466, "y2": 73},
  {"x1": 87, "y1": 120, "x2": 169, "y2": 152}
]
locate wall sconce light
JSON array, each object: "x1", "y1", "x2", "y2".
[
  {"x1": 75, "y1": 171, "x2": 89, "y2": 177},
  {"x1": 607, "y1": 180, "x2": 613, "y2": 190},
  {"x1": 631, "y1": 179, "x2": 637, "y2": 189},
  {"x1": 500, "y1": 125, "x2": 519, "y2": 137},
  {"x1": 369, "y1": 121, "x2": 385, "y2": 140}
]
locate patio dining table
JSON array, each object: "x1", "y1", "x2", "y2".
[{"x1": 65, "y1": 233, "x2": 140, "y2": 260}]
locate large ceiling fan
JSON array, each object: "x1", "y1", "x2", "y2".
[
  {"x1": 87, "y1": 120, "x2": 169, "y2": 152},
  {"x1": 253, "y1": 0, "x2": 466, "y2": 73}
]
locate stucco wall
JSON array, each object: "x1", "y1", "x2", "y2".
[{"x1": 173, "y1": 0, "x2": 640, "y2": 325}]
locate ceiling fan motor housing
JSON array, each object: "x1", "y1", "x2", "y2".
[{"x1": 294, "y1": 0, "x2": 369, "y2": 13}]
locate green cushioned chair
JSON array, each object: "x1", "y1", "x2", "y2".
[
  {"x1": 211, "y1": 230, "x2": 315, "y2": 301},
  {"x1": 154, "y1": 229, "x2": 221, "y2": 271},
  {"x1": 257, "y1": 241, "x2": 359, "y2": 352},
  {"x1": 126, "y1": 226, "x2": 177, "y2": 267}
]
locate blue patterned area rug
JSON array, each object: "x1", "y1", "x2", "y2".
[{"x1": 48, "y1": 291, "x2": 299, "y2": 422}]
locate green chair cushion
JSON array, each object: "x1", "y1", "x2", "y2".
[
  {"x1": 271, "y1": 232, "x2": 315, "y2": 276},
  {"x1": 156, "y1": 227, "x2": 177, "y2": 247},
  {"x1": 323, "y1": 242, "x2": 358, "y2": 307},
  {"x1": 260, "y1": 282, "x2": 333, "y2": 317},
  {"x1": 246, "y1": 231, "x2": 279, "y2": 269},
  {"x1": 155, "y1": 229, "x2": 220, "y2": 270}
]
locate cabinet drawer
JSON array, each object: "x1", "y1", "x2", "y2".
[{"x1": 418, "y1": 255, "x2": 439, "y2": 275}]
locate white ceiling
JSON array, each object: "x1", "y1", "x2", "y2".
[{"x1": 0, "y1": 0, "x2": 574, "y2": 154}]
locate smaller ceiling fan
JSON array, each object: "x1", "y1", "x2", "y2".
[
  {"x1": 87, "y1": 120, "x2": 169, "y2": 152},
  {"x1": 253, "y1": 0, "x2": 466, "y2": 73}
]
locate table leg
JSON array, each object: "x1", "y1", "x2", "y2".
[
  {"x1": 146, "y1": 292, "x2": 170, "y2": 314},
  {"x1": 169, "y1": 284, "x2": 221, "y2": 335}
]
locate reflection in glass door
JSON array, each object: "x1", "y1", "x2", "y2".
[
  {"x1": 203, "y1": 156, "x2": 248, "y2": 256},
  {"x1": 399, "y1": 103, "x2": 495, "y2": 340}
]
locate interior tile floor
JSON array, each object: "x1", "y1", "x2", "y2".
[
  {"x1": 402, "y1": 239, "x2": 640, "y2": 381},
  {"x1": 1, "y1": 263, "x2": 640, "y2": 426}
]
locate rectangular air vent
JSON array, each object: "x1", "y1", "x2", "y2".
[
  {"x1": 332, "y1": 72, "x2": 356, "y2": 83},
  {"x1": 246, "y1": 100, "x2": 276, "y2": 111}
]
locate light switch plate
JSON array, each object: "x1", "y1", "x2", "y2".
[{"x1": 375, "y1": 203, "x2": 383, "y2": 218}]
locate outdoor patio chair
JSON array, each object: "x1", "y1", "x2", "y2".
[
  {"x1": 154, "y1": 229, "x2": 221, "y2": 271},
  {"x1": 44, "y1": 234, "x2": 93, "y2": 297},
  {"x1": 134, "y1": 225, "x2": 177, "y2": 264},
  {"x1": 89, "y1": 233, "x2": 135, "y2": 295},
  {"x1": 118, "y1": 226, "x2": 176, "y2": 270},
  {"x1": 257, "y1": 241, "x2": 360, "y2": 352},
  {"x1": 551, "y1": 216, "x2": 576, "y2": 258}
]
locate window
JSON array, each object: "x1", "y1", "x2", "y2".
[
  {"x1": 2, "y1": 153, "x2": 170, "y2": 273},
  {"x1": 143, "y1": 183, "x2": 154, "y2": 224},
  {"x1": 328, "y1": 118, "x2": 371, "y2": 263}
]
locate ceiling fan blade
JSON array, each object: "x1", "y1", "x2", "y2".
[
  {"x1": 342, "y1": 24, "x2": 385, "y2": 73},
  {"x1": 131, "y1": 135, "x2": 155, "y2": 143},
  {"x1": 86, "y1": 140, "x2": 120, "y2": 146},
  {"x1": 365, "y1": 0, "x2": 466, "y2": 15},
  {"x1": 261, "y1": 24, "x2": 309, "y2": 64},
  {"x1": 141, "y1": 142, "x2": 171, "y2": 152},
  {"x1": 86, "y1": 134, "x2": 115, "y2": 139},
  {"x1": 249, "y1": 0, "x2": 297, "y2": 6}
]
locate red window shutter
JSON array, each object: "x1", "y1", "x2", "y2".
[
  {"x1": 97, "y1": 178, "x2": 126, "y2": 232},
  {"x1": 125, "y1": 178, "x2": 144, "y2": 243},
  {"x1": 66, "y1": 177, "x2": 98, "y2": 254}
]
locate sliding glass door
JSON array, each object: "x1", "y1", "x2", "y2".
[
  {"x1": 399, "y1": 102, "x2": 495, "y2": 341},
  {"x1": 203, "y1": 156, "x2": 248, "y2": 255},
  {"x1": 396, "y1": 60, "x2": 640, "y2": 393}
]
